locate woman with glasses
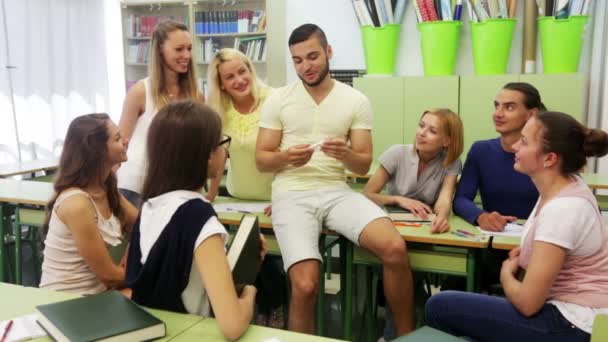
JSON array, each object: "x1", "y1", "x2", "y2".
[{"x1": 126, "y1": 100, "x2": 260, "y2": 341}]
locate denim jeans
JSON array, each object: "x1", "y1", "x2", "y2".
[
  {"x1": 425, "y1": 291, "x2": 590, "y2": 342},
  {"x1": 119, "y1": 188, "x2": 141, "y2": 208}
]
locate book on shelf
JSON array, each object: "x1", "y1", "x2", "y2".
[
  {"x1": 125, "y1": 14, "x2": 186, "y2": 38},
  {"x1": 234, "y1": 36, "x2": 266, "y2": 62},
  {"x1": 194, "y1": 10, "x2": 265, "y2": 35},
  {"x1": 35, "y1": 291, "x2": 166, "y2": 342},
  {"x1": 126, "y1": 41, "x2": 150, "y2": 64},
  {"x1": 227, "y1": 215, "x2": 262, "y2": 295}
]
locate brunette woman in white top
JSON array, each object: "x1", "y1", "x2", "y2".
[
  {"x1": 426, "y1": 111, "x2": 608, "y2": 341},
  {"x1": 40, "y1": 114, "x2": 138, "y2": 295},
  {"x1": 117, "y1": 20, "x2": 205, "y2": 206}
]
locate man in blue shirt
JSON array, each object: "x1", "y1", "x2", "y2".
[{"x1": 453, "y1": 82, "x2": 545, "y2": 231}]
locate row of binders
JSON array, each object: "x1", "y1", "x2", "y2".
[
  {"x1": 194, "y1": 10, "x2": 266, "y2": 35},
  {"x1": 351, "y1": 0, "x2": 409, "y2": 27},
  {"x1": 536, "y1": 0, "x2": 592, "y2": 18},
  {"x1": 124, "y1": 15, "x2": 186, "y2": 38}
]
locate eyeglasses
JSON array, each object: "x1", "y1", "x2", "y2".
[{"x1": 218, "y1": 134, "x2": 232, "y2": 150}]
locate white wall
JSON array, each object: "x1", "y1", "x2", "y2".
[{"x1": 284, "y1": 0, "x2": 594, "y2": 82}]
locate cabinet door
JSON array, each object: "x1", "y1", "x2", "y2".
[
  {"x1": 354, "y1": 77, "x2": 405, "y2": 165},
  {"x1": 519, "y1": 74, "x2": 584, "y2": 122},
  {"x1": 404, "y1": 76, "x2": 459, "y2": 148},
  {"x1": 459, "y1": 75, "x2": 519, "y2": 159}
]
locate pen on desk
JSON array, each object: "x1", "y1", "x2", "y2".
[
  {"x1": 450, "y1": 231, "x2": 469, "y2": 238},
  {"x1": 456, "y1": 229, "x2": 475, "y2": 237},
  {"x1": 238, "y1": 210, "x2": 252, "y2": 214},
  {"x1": 1, "y1": 320, "x2": 13, "y2": 342}
]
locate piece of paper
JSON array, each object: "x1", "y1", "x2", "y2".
[
  {"x1": 477, "y1": 223, "x2": 524, "y2": 237},
  {"x1": 0, "y1": 314, "x2": 47, "y2": 342},
  {"x1": 213, "y1": 202, "x2": 270, "y2": 214},
  {"x1": 309, "y1": 140, "x2": 325, "y2": 152}
]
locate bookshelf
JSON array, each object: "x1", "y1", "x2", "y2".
[{"x1": 120, "y1": 0, "x2": 286, "y2": 92}]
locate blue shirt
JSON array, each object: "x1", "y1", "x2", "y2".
[{"x1": 453, "y1": 138, "x2": 539, "y2": 224}]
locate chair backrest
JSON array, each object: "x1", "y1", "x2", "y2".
[{"x1": 591, "y1": 314, "x2": 608, "y2": 342}]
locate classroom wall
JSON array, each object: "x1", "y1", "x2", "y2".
[{"x1": 283, "y1": 0, "x2": 594, "y2": 82}]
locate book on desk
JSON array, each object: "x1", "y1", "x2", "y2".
[
  {"x1": 385, "y1": 205, "x2": 436, "y2": 223},
  {"x1": 35, "y1": 291, "x2": 165, "y2": 342},
  {"x1": 227, "y1": 215, "x2": 262, "y2": 295}
]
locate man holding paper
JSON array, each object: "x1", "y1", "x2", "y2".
[{"x1": 256, "y1": 23, "x2": 415, "y2": 336}]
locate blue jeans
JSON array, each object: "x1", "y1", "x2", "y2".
[
  {"x1": 119, "y1": 188, "x2": 141, "y2": 208},
  {"x1": 425, "y1": 291, "x2": 590, "y2": 342}
]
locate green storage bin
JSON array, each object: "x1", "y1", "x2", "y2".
[
  {"x1": 418, "y1": 21, "x2": 462, "y2": 76},
  {"x1": 538, "y1": 15, "x2": 589, "y2": 74},
  {"x1": 361, "y1": 24, "x2": 401, "y2": 75},
  {"x1": 471, "y1": 19, "x2": 516, "y2": 75}
]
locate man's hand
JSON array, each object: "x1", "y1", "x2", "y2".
[
  {"x1": 477, "y1": 211, "x2": 517, "y2": 232},
  {"x1": 286, "y1": 144, "x2": 314, "y2": 167},
  {"x1": 321, "y1": 138, "x2": 350, "y2": 161}
]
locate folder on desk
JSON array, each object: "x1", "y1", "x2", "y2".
[{"x1": 385, "y1": 205, "x2": 436, "y2": 223}]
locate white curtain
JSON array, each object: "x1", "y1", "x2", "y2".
[
  {"x1": 586, "y1": 1, "x2": 608, "y2": 173},
  {"x1": 0, "y1": 0, "x2": 122, "y2": 163}
]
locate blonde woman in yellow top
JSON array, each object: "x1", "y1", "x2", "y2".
[
  {"x1": 207, "y1": 48, "x2": 273, "y2": 202},
  {"x1": 207, "y1": 48, "x2": 284, "y2": 327}
]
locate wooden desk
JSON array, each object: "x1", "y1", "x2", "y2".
[
  {"x1": 581, "y1": 173, "x2": 608, "y2": 190},
  {"x1": 491, "y1": 236, "x2": 520, "y2": 250},
  {"x1": 0, "y1": 179, "x2": 54, "y2": 283},
  {"x1": 171, "y1": 317, "x2": 345, "y2": 341},
  {"x1": 0, "y1": 282, "x2": 203, "y2": 342},
  {"x1": 0, "y1": 159, "x2": 58, "y2": 178},
  {"x1": 213, "y1": 196, "x2": 272, "y2": 229}
]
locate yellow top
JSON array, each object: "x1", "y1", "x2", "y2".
[
  {"x1": 223, "y1": 87, "x2": 273, "y2": 200},
  {"x1": 259, "y1": 81, "x2": 373, "y2": 196}
]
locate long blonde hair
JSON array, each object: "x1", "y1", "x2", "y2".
[
  {"x1": 207, "y1": 48, "x2": 266, "y2": 116},
  {"x1": 148, "y1": 20, "x2": 200, "y2": 110},
  {"x1": 414, "y1": 108, "x2": 464, "y2": 167}
]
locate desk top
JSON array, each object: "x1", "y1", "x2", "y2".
[
  {"x1": 213, "y1": 197, "x2": 488, "y2": 248},
  {"x1": 581, "y1": 173, "x2": 608, "y2": 190},
  {"x1": 0, "y1": 178, "x2": 54, "y2": 206},
  {"x1": 491, "y1": 236, "x2": 520, "y2": 250},
  {"x1": 0, "y1": 159, "x2": 58, "y2": 178},
  {"x1": 171, "y1": 317, "x2": 345, "y2": 342},
  {"x1": 0, "y1": 282, "x2": 203, "y2": 342}
]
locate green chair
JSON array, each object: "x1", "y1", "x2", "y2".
[
  {"x1": 592, "y1": 314, "x2": 608, "y2": 342},
  {"x1": 13, "y1": 207, "x2": 46, "y2": 284}
]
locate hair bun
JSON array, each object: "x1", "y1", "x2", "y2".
[{"x1": 583, "y1": 128, "x2": 608, "y2": 157}]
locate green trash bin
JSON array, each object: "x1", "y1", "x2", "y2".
[
  {"x1": 471, "y1": 19, "x2": 516, "y2": 75},
  {"x1": 418, "y1": 21, "x2": 462, "y2": 76},
  {"x1": 538, "y1": 15, "x2": 589, "y2": 74},
  {"x1": 361, "y1": 24, "x2": 401, "y2": 75}
]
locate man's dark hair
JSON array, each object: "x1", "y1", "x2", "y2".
[{"x1": 288, "y1": 23, "x2": 328, "y2": 48}]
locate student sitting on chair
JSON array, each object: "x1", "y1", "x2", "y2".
[
  {"x1": 40, "y1": 114, "x2": 138, "y2": 295},
  {"x1": 117, "y1": 20, "x2": 204, "y2": 207},
  {"x1": 256, "y1": 24, "x2": 415, "y2": 336},
  {"x1": 453, "y1": 82, "x2": 546, "y2": 231},
  {"x1": 364, "y1": 108, "x2": 464, "y2": 233},
  {"x1": 207, "y1": 48, "x2": 286, "y2": 328},
  {"x1": 125, "y1": 100, "x2": 260, "y2": 341},
  {"x1": 364, "y1": 108, "x2": 463, "y2": 341},
  {"x1": 426, "y1": 111, "x2": 608, "y2": 341}
]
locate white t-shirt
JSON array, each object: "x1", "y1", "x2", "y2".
[
  {"x1": 259, "y1": 80, "x2": 373, "y2": 196},
  {"x1": 139, "y1": 190, "x2": 227, "y2": 316},
  {"x1": 522, "y1": 196, "x2": 608, "y2": 333}
]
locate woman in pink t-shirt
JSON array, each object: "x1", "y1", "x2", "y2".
[{"x1": 425, "y1": 111, "x2": 608, "y2": 341}]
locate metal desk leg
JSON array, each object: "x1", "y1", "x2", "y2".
[
  {"x1": 316, "y1": 234, "x2": 326, "y2": 336},
  {"x1": 0, "y1": 203, "x2": 4, "y2": 282},
  {"x1": 14, "y1": 208, "x2": 22, "y2": 285},
  {"x1": 342, "y1": 239, "x2": 354, "y2": 340},
  {"x1": 466, "y1": 250, "x2": 476, "y2": 292}
]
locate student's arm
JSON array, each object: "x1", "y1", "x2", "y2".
[
  {"x1": 255, "y1": 128, "x2": 313, "y2": 172},
  {"x1": 452, "y1": 146, "x2": 484, "y2": 224},
  {"x1": 195, "y1": 235, "x2": 255, "y2": 341},
  {"x1": 119, "y1": 193, "x2": 139, "y2": 230},
  {"x1": 500, "y1": 241, "x2": 566, "y2": 317},
  {"x1": 322, "y1": 129, "x2": 372, "y2": 175},
  {"x1": 56, "y1": 195, "x2": 125, "y2": 288},
  {"x1": 118, "y1": 81, "x2": 146, "y2": 141},
  {"x1": 431, "y1": 174, "x2": 458, "y2": 233}
]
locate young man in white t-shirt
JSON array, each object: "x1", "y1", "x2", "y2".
[{"x1": 256, "y1": 24, "x2": 415, "y2": 336}]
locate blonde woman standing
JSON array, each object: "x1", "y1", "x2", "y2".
[
  {"x1": 207, "y1": 48, "x2": 273, "y2": 202},
  {"x1": 118, "y1": 20, "x2": 204, "y2": 206}
]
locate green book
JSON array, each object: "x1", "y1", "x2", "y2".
[{"x1": 35, "y1": 291, "x2": 165, "y2": 342}]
